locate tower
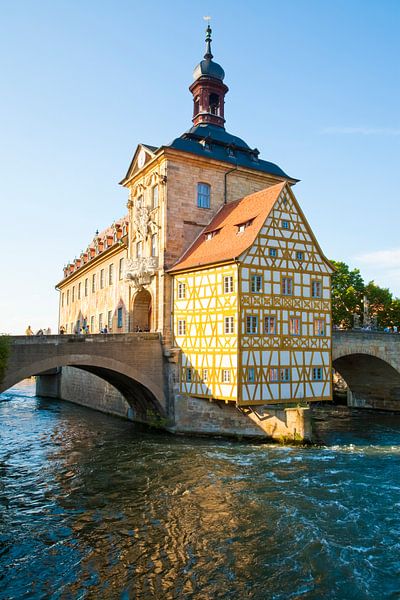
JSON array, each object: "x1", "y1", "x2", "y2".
[{"x1": 189, "y1": 25, "x2": 229, "y2": 128}]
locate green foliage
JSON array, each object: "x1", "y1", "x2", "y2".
[
  {"x1": 0, "y1": 335, "x2": 10, "y2": 384},
  {"x1": 330, "y1": 260, "x2": 400, "y2": 328},
  {"x1": 331, "y1": 261, "x2": 364, "y2": 328}
]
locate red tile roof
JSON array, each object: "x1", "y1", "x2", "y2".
[{"x1": 169, "y1": 182, "x2": 286, "y2": 272}]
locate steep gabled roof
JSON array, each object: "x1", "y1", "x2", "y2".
[{"x1": 168, "y1": 182, "x2": 286, "y2": 273}]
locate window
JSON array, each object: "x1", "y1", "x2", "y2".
[
  {"x1": 98, "y1": 313, "x2": 103, "y2": 332},
  {"x1": 282, "y1": 220, "x2": 290, "y2": 230},
  {"x1": 202, "y1": 369, "x2": 208, "y2": 382},
  {"x1": 269, "y1": 248, "x2": 277, "y2": 257},
  {"x1": 72, "y1": 286, "x2": 75, "y2": 302},
  {"x1": 296, "y1": 251, "x2": 303, "y2": 261},
  {"x1": 186, "y1": 368, "x2": 193, "y2": 382},
  {"x1": 224, "y1": 316, "x2": 234, "y2": 334},
  {"x1": 85, "y1": 278, "x2": 88, "y2": 297},
  {"x1": 108, "y1": 310, "x2": 113, "y2": 330},
  {"x1": 312, "y1": 367, "x2": 323, "y2": 381},
  {"x1": 76, "y1": 319, "x2": 80, "y2": 333},
  {"x1": 280, "y1": 368, "x2": 290, "y2": 382},
  {"x1": 109, "y1": 264, "x2": 114, "y2": 286},
  {"x1": 61, "y1": 293, "x2": 64, "y2": 308},
  {"x1": 151, "y1": 233, "x2": 157, "y2": 257},
  {"x1": 197, "y1": 182, "x2": 211, "y2": 209},
  {"x1": 178, "y1": 320, "x2": 186, "y2": 335},
  {"x1": 246, "y1": 315, "x2": 258, "y2": 334},
  {"x1": 224, "y1": 276, "x2": 233, "y2": 294},
  {"x1": 251, "y1": 274, "x2": 262, "y2": 293},
  {"x1": 70, "y1": 323, "x2": 73, "y2": 334},
  {"x1": 269, "y1": 368, "x2": 279, "y2": 382},
  {"x1": 237, "y1": 223, "x2": 246, "y2": 233},
  {"x1": 78, "y1": 282, "x2": 81, "y2": 300},
  {"x1": 289, "y1": 317, "x2": 301, "y2": 336},
  {"x1": 66, "y1": 290, "x2": 69, "y2": 305},
  {"x1": 136, "y1": 241, "x2": 143, "y2": 258},
  {"x1": 178, "y1": 282, "x2": 186, "y2": 299},
  {"x1": 264, "y1": 316, "x2": 276, "y2": 334},
  {"x1": 312, "y1": 280, "x2": 322, "y2": 298},
  {"x1": 222, "y1": 369, "x2": 231, "y2": 383},
  {"x1": 100, "y1": 269, "x2": 105, "y2": 289},
  {"x1": 247, "y1": 367, "x2": 255, "y2": 383},
  {"x1": 117, "y1": 307, "x2": 123, "y2": 328},
  {"x1": 90, "y1": 316, "x2": 94, "y2": 333},
  {"x1": 314, "y1": 319, "x2": 325, "y2": 336},
  {"x1": 119, "y1": 258, "x2": 124, "y2": 280},
  {"x1": 92, "y1": 274, "x2": 96, "y2": 293},
  {"x1": 282, "y1": 277, "x2": 293, "y2": 296},
  {"x1": 152, "y1": 185, "x2": 159, "y2": 209}
]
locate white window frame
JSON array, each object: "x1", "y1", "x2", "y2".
[
  {"x1": 177, "y1": 320, "x2": 186, "y2": 336},
  {"x1": 222, "y1": 369, "x2": 231, "y2": 383},
  {"x1": 224, "y1": 275, "x2": 233, "y2": 294},
  {"x1": 224, "y1": 316, "x2": 234, "y2": 334},
  {"x1": 178, "y1": 282, "x2": 186, "y2": 299}
]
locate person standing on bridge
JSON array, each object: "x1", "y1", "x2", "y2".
[{"x1": 25, "y1": 325, "x2": 33, "y2": 336}]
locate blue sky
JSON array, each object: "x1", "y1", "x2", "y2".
[{"x1": 1, "y1": 0, "x2": 399, "y2": 333}]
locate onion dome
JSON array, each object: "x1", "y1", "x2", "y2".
[{"x1": 193, "y1": 25, "x2": 225, "y2": 82}]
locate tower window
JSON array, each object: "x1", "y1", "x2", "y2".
[
  {"x1": 197, "y1": 183, "x2": 211, "y2": 209},
  {"x1": 209, "y1": 93, "x2": 220, "y2": 115}
]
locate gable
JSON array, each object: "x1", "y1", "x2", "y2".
[
  {"x1": 240, "y1": 186, "x2": 334, "y2": 274},
  {"x1": 119, "y1": 143, "x2": 158, "y2": 185}
]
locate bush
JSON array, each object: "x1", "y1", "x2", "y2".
[{"x1": 0, "y1": 335, "x2": 10, "y2": 384}]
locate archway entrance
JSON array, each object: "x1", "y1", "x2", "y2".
[{"x1": 131, "y1": 289, "x2": 152, "y2": 332}]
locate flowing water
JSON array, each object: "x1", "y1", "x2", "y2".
[{"x1": 1, "y1": 381, "x2": 400, "y2": 600}]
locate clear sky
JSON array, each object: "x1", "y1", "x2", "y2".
[{"x1": 1, "y1": 0, "x2": 399, "y2": 334}]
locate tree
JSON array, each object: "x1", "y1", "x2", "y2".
[
  {"x1": 364, "y1": 281, "x2": 392, "y2": 326},
  {"x1": 330, "y1": 261, "x2": 364, "y2": 328}
]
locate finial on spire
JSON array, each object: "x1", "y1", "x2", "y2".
[{"x1": 203, "y1": 16, "x2": 213, "y2": 60}]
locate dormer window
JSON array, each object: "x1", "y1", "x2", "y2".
[
  {"x1": 205, "y1": 229, "x2": 219, "y2": 241},
  {"x1": 227, "y1": 146, "x2": 235, "y2": 158},
  {"x1": 237, "y1": 219, "x2": 253, "y2": 234}
]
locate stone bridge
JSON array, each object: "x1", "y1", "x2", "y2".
[
  {"x1": 1, "y1": 334, "x2": 168, "y2": 421},
  {"x1": 332, "y1": 331, "x2": 400, "y2": 410}
]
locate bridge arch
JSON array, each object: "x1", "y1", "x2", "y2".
[
  {"x1": 332, "y1": 351, "x2": 400, "y2": 410},
  {"x1": 1, "y1": 335, "x2": 167, "y2": 422}
]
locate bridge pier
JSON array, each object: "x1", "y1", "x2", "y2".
[{"x1": 36, "y1": 368, "x2": 61, "y2": 398}]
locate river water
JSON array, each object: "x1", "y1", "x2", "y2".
[{"x1": 1, "y1": 382, "x2": 400, "y2": 600}]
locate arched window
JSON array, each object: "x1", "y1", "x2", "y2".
[
  {"x1": 209, "y1": 93, "x2": 219, "y2": 115},
  {"x1": 197, "y1": 182, "x2": 211, "y2": 209}
]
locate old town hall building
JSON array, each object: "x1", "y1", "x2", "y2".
[{"x1": 57, "y1": 26, "x2": 333, "y2": 409}]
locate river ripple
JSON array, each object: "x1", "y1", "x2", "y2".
[{"x1": 1, "y1": 382, "x2": 400, "y2": 599}]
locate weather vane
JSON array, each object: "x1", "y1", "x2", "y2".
[{"x1": 203, "y1": 15, "x2": 211, "y2": 23}]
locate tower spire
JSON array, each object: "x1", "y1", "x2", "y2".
[
  {"x1": 190, "y1": 21, "x2": 229, "y2": 128},
  {"x1": 204, "y1": 24, "x2": 213, "y2": 60}
]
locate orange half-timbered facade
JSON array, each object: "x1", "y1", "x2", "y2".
[{"x1": 170, "y1": 182, "x2": 334, "y2": 406}]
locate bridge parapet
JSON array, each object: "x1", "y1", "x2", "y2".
[{"x1": 2, "y1": 333, "x2": 167, "y2": 418}]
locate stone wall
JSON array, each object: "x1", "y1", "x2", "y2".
[
  {"x1": 58, "y1": 366, "x2": 132, "y2": 419},
  {"x1": 171, "y1": 394, "x2": 311, "y2": 441}
]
